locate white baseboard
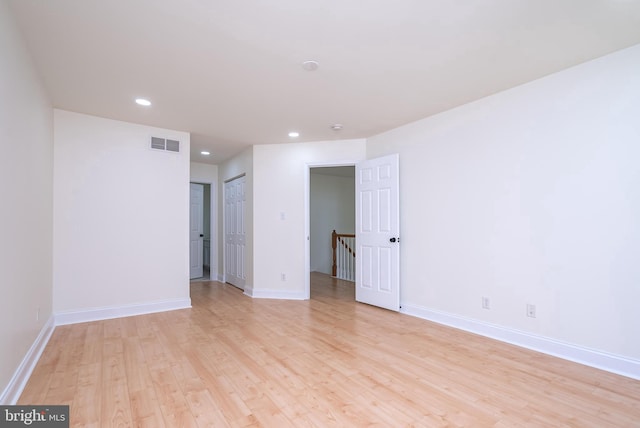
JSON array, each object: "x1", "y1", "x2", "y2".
[
  {"x1": 401, "y1": 303, "x2": 640, "y2": 380},
  {"x1": 244, "y1": 286, "x2": 306, "y2": 300},
  {"x1": 55, "y1": 298, "x2": 192, "y2": 326},
  {"x1": 0, "y1": 316, "x2": 55, "y2": 405}
]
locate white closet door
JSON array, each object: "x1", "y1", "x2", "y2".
[{"x1": 225, "y1": 176, "x2": 246, "y2": 289}]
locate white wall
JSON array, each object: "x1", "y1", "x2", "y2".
[
  {"x1": 310, "y1": 172, "x2": 355, "y2": 274},
  {"x1": 219, "y1": 148, "x2": 253, "y2": 285},
  {"x1": 252, "y1": 140, "x2": 366, "y2": 298},
  {"x1": 0, "y1": 2, "x2": 53, "y2": 402},
  {"x1": 191, "y1": 162, "x2": 219, "y2": 184},
  {"x1": 53, "y1": 110, "x2": 191, "y2": 314},
  {"x1": 367, "y1": 45, "x2": 640, "y2": 361}
]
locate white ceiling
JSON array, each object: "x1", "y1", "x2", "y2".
[{"x1": 8, "y1": 0, "x2": 640, "y2": 164}]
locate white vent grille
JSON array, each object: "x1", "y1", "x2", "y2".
[
  {"x1": 151, "y1": 137, "x2": 165, "y2": 150},
  {"x1": 166, "y1": 139, "x2": 180, "y2": 152},
  {"x1": 151, "y1": 136, "x2": 180, "y2": 153}
]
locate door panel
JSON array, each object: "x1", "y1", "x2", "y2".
[
  {"x1": 225, "y1": 176, "x2": 246, "y2": 289},
  {"x1": 355, "y1": 154, "x2": 400, "y2": 311}
]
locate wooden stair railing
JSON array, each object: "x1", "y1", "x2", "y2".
[{"x1": 332, "y1": 230, "x2": 356, "y2": 281}]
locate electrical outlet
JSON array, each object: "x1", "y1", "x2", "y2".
[
  {"x1": 482, "y1": 297, "x2": 490, "y2": 310},
  {"x1": 281, "y1": 273, "x2": 286, "y2": 281},
  {"x1": 526, "y1": 303, "x2": 536, "y2": 318}
]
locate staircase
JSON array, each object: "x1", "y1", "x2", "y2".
[{"x1": 331, "y1": 230, "x2": 356, "y2": 281}]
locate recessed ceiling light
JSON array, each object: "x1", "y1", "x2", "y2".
[
  {"x1": 135, "y1": 98, "x2": 151, "y2": 106},
  {"x1": 331, "y1": 124, "x2": 343, "y2": 131},
  {"x1": 288, "y1": 131, "x2": 300, "y2": 138},
  {"x1": 201, "y1": 151, "x2": 210, "y2": 155},
  {"x1": 301, "y1": 60, "x2": 319, "y2": 71}
]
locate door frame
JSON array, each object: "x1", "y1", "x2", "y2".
[{"x1": 304, "y1": 161, "x2": 357, "y2": 300}]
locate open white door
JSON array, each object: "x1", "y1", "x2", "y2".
[
  {"x1": 189, "y1": 183, "x2": 204, "y2": 279},
  {"x1": 355, "y1": 154, "x2": 400, "y2": 311}
]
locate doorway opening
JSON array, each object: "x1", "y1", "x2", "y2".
[
  {"x1": 190, "y1": 182, "x2": 212, "y2": 281},
  {"x1": 307, "y1": 165, "x2": 356, "y2": 299},
  {"x1": 305, "y1": 154, "x2": 400, "y2": 310}
]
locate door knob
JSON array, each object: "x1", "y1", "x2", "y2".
[
  {"x1": 389, "y1": 237, "x2": 397, "y2": 243},
  {"x1": 200, "y1": 234, "x2": 204, "y2": 237}
]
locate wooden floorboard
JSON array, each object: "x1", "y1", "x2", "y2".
[{"x1": 19, "y1": 272, "x2": 640, "y2": 427}]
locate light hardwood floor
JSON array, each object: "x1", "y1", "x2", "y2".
[{"x1": 19, "y1": 273, "x2": 640, "y2": 427}]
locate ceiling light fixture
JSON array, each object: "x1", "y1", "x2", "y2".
[
  {"x1": 301, "y1": 60, "x2": 319, "y2": 71},
  {"x1": 288, "y1": 131, "x2": 300, "y2": 138},
  {"x1": 135, "y1": 98, "x2": 151, "y2": 106},
  {"x1": 331, "y1": 124, "x2": 343, "y2": 131},
  {"x1": 201, "y1": 151, "x2": 210, "y2": 155}
]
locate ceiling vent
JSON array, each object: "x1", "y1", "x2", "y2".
[{"x1": 151, "y1": 136, "x2": 180, "y2": 153}]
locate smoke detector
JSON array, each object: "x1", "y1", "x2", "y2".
[{"x1": 302, "y1": 60, "x2": 319, "y2": 71}]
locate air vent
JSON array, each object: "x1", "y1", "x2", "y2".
[
  {"x1": 151, "y1": 137, "x2": 165, "y2": 150},
  {"x1": 150, "y1": 136, "x2": 180, "y2": 153},
  {"x1": 166, "y1": 139, "x2": 180, "y2": 152}
]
